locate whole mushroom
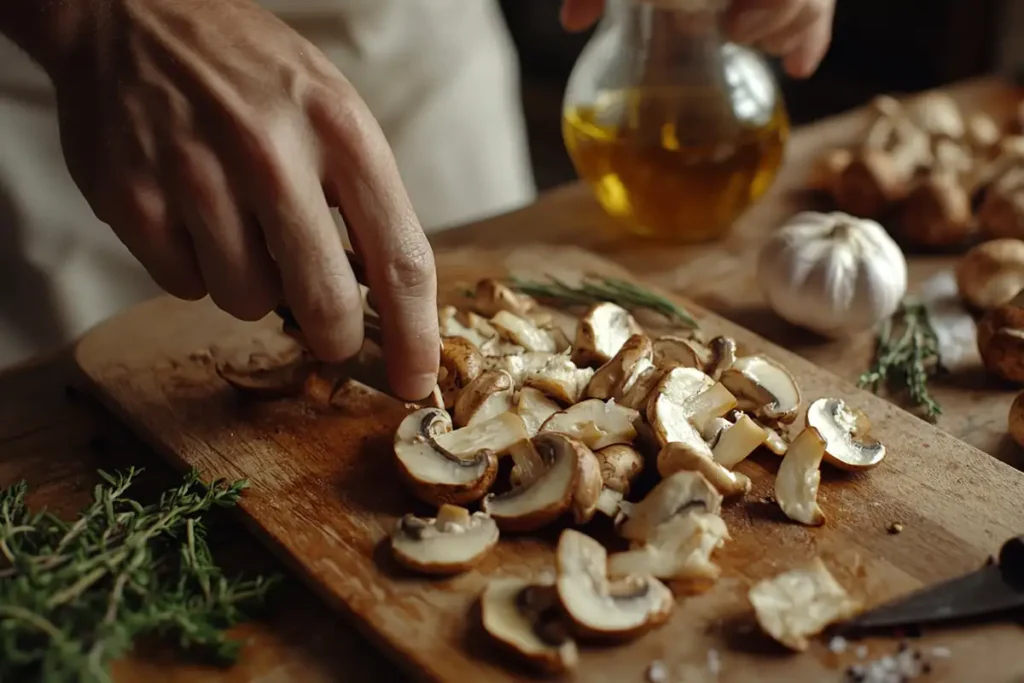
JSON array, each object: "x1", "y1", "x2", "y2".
[
  {"x1": 955, "y1": 238, "x2": 1024, "y2": 311},
  {"x1": 977, "y1": 290, "x2": 1024, "y2": 384}
]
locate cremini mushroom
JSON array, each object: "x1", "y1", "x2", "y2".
[
  {"x1": 609, "y1": 510, "x2": 730, "y2": 582},
  {"x1": 540, "y1": 399, "x2": 639, "y2": 451},
  {"x1": 439, "y1": 336, "x2": 484, "y2": 408},
  {"x1": 905, "y1": 91, "x2": 965, "y2": 139},
  {"x1": 618, "y1": 470, "x2": 722, "y2": 543},
  {"x1": 585, "y1": 334, "x2": 654, "y2": 401},
  {"x1": 593, "y1": 444, "x2": 645, "y2": 517},
  {"x1": 438, "y1": 305, "x2": 496, "y2": 348},
  {"x1": 748, "y1": 558, "x2": 861, "y2": 652},
  {"x1": 754, "y1": 418, "x2": 789, "y2": 456},
  {"x1": 491, "y1": 311, "x2": 559, "y2": 353},
  {"x1": 657, "y1": 442, "x2": 751, "y2": 500},
  {"x1": 523, "y1": 355, "x2": 595, "y2": 405},
  {"x1": 571, "y1": 302, "x2": 645, "y2": 368},
  {"x1": 704, "y1": 336, "x2": 737, "y2": 380},
  {"x1": 805, "y1": 397, "x2": 886, "y2": 470},
  {"x1": 977, "y1": 290, "x2": 1024, "y2": 384},
  {"x1": 507, "y1": 434, "x2": 605, "y2": 525},
  {"x1": 617, "y1": 365, "x2": 668, "y2": 411},
  {"x1": 480, "y1": 578, "x2": 579, "y2": 674},
  {"x1": 482, "y1": 432, "x2": 584, "y2": 531},
  {"x1": 1008, "y1": 390, "x2": 1024, "y2": 450},
  {"x1": 470, "y1": 279, "x2": 537, "y2": 318},
  {"x1": 711, "y1": 413, "x2": 768, "y2": 469},
  {"x1": 955, "y1": 238, "x2": 1024, "y2": 311},
  {"x1": 899, "y1": 170, "x2": 974, "y2": 248},
  {"x1": 515, "y1": 386, "x2": 562, "y2": 436},
  {"x1": 555, "y1": 529, "x2": 674, "y2": 640},
  {"x1": 479, "y1": 337, "x2": 527, "y2": 358},
  {"x1": 651, "y1": 336, "x2": 707, "y2": 370},
  {"x1": 720, "y1": 355, "x2": 801, "y2": 424},
  {"x1": 390, "y1": 505, "x2": 499, "y2": 575},
  {"x1": 215, "y1": 347, "x2": 313, "y2": 399},
  {"x1": 453, "y1": 369, "x2": 516, "y2": 427},
  {"x1": 485, "y1": 351, "x2": 558, "y2": 387},
  {"x1": 394, "y1": 408, "x2": 525, "y2": 506},
  {"x1": 807, "y1": 148, "x2": 853, "y2": 194},
  {"x1": 774, "y1": 426, "x2": 827, "y2": 526},
  {"x1": 646, "y1": 372, "x2": 737, "y2": 444},
  {"x1": 977, "y1": 167, "x2": 1024, "y2": 240}
]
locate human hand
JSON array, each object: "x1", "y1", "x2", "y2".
[
  {"x1": 560, "y1": 0, "x2": 836, "y2": 78},
  {"x1": 49, "y1": 0, "x2": 439, "y2": 400}
]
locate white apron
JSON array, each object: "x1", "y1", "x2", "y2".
[{"x1": 0, "y1": 0, "x2": 536, "y2": 369}]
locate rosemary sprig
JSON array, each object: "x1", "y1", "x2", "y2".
[
  {"x1": 857, "y1": 300, "x2": 944, "y2": 420},
  {"x1": 0, "y1": 468, "x2": 280, "y2": 683},
  {"x1": 508, "y1": 275, "x2": 700, "y2": 329}
]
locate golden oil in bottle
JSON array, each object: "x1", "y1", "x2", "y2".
[{"x1": 563, "y1": 87, "x2": 790, "y2": 242}]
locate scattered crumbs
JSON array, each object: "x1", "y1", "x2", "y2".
[
  {"x1": 829, "y1": 636, "x2": 848, "y2": 654},
  {"x1": 931, "y1": 646, "x2": 951, "y2": 658},
  {"x1": 855, "y1": 645, "x2": 869, "y2": 659},
  {"x1": 842, "y1": 642, "x2": 939, "y2": 682},
  {"x1": 887, "y1": 522, "x2": 904, "y2": 535},
  {"x1": 707, "y1": 648, "x2": 721, "y2": 676},
  {"x1": 645, "y1": 660, "x2": 669, "y2": 683},
  {"x1": 760, "y1": 495, "x2": 776, "y2": 505}
]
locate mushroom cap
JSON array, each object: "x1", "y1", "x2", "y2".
[
  {"x1": 555, "y1": 529, "x2": 674, "y2": 639},
  {"x1": 704, "y1": 336, "x2": 738, "y2": 380},
  {"x1": 651, "y1": 336, "x2": 707, "y2": 371},
  {"x1": 472, "y1": 279, "x2": 537, "y2": 317},
  {"x1": 480, "y1": 578, "x2": 579, "y2": 674},
  {"x1": 1009, "y1": 390, "x2": 1024, "y2": 450},
  {"x1": 608, "y1": 511, "x2": 729, "y2": 582},
  {"x1": 899, "y1": 170, "x2": 974, "y2": 248},
  {"x1": 439, "y1": 336, "x2": 485, "y2": 408},
  {"x1": 584, "y1": 334, "x2": 654, "y2": 401},
  {"x1": 540, "y1": 399, "x2": 639, "y2": 451},
  {"x1": 720, "y1": 355, "x2": 801, "y2": 424},
  {"x1": 805, "y1": 397, "x2": 885, "y2": 470},
  {"x1": 390, "y1": 506, "x2": 499, "y2": 575},
  {"x1": 215, "y1": 348, "x2": 313, "y2": 399},
  {"x1": 514, "y1": 386, "x2": 561, "y2": 437},
  {"x1": 955, "y1": 238, "x2": 1024, "y2": 311},
  {"x1": 482, "y1": 432, "x2": 584, "y2": 531},
  {"x1": 618, "y1": 470, "x2": 722, "y2": 543},
  {"x1": 833, "y1": 149, "x2": 910, "y2": 217},
  {"x1": 572, "y1": 302, "x2": 645, "y2": 368},
  {"x1": 656, "y1": 442, "x2": 751, "y2": 500},
  {"x1": 978, "y1": 182, "x2": 1024, "y2": 241},
  {"x1": 977, "y1": 296, "x2": 1024, "y2": 384},
  {"x1": 774, "y1": 426, "x2": 827, "y2": 526},
  {"x1": 594, "y1": 444, "x2": 645, "y2": 495},
  {"x1": 453, "y1": 369, "x2": 515, "y2": 428}
]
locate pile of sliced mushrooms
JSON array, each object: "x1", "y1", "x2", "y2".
[{"x1": 382, "y1": 279, "x2": 886, "y2": 671}]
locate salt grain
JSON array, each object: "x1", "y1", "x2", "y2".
[
  {"x1": 829, "y1": 636, "x2": 848, "y2": 654},
  {"x1": 931, "y1": 646, "x2": 951, "y2": 658},
  {"x1": 645, "y1": 660, "x2": 669, "y2": 683}
]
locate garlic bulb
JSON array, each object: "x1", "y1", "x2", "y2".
[{"x1": 756, "y1": 211, "x2": 907, "y2": 338}]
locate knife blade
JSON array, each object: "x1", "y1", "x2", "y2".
[{"x1": 836, "y1": 535, "x2": 1024, "y2": 635}]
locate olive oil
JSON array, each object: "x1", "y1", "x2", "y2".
[{"x1": 563, "y1": 88, "x2": 789, "y2": 242}]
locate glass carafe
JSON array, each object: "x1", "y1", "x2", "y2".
[{"x1": 562, "y1": 0, "x2": 789, "y2": 242}]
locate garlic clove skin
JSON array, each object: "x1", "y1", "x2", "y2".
[{"x1": 757, "y1": 211, "x2": 908, "y2": 339}]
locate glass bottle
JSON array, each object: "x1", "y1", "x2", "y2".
[{"x1": 562, "y1": 0, "x2": 789, "y2": 243}]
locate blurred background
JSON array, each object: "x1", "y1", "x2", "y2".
[{"x1": 499, "y1": 0, "x2": 1011, "y2": 191}]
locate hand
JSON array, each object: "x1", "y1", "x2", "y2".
[
  {"x1": 49, "y1": 0, "x2": 439, "y2": 400},
  {"x1": 560, "y1": 0, "x2": 836, "y2": 78}
]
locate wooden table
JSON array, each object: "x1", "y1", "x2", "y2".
[{"x1": 1, "y1": 76, "x2": 1021, "y2": 682}]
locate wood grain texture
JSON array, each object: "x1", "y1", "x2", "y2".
[{"x1": 73, "y1": 245, "x2": 1024, "y2": 683}]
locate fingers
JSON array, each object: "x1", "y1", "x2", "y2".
[
  {"x1": 560, "y1": 0, "x2": 604, "y2": 32},
  {"x1": 781, "y1": 1, "x2": 834, "y2": 77},
  {"x1": 728, "y1": 0, "x2": 803, "y2": 45},
  {"x1": 310, "y1": 92, "x2": 440, "y2": 401},
  {"x1": 728, "y1": 0, "x2": 834, "y2": 78}
]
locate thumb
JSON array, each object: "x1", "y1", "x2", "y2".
[{"x1": 561, "y1": 0, "x2": 605, "y2": 32}]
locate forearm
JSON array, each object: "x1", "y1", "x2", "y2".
[{"x1": 0, "y1": 0, "x2": 96, "y2": 78}]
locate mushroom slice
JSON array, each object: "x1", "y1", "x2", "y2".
[
  {"x1": 453, "y1": 370, "x2": 515, "y2": 427},
  {"x1": 432, "y1": 411, "x2": 530, "y2": 459},
  {"x1": 648, "y1": 368, "x2": 737, "y2": 432},
  {"x1": 711, "y1": 414, "x2": 768, "y2": 469},
  {"x1": 657, "y1": 442, "x2": 751, "y2": 500},
  {"x1": 482, "y1": 433, "x2": 583, "y2": 531},
  {"x1": 572, "y1": 302, "x2": 645, "y2": 368},
  {"x1": 540, "y1": 399, "x2": 639, "y2": 451},
  {"x1": 491, "y1": 310, "x2": 558, "y2": 353},
  {"x1": 704, "y1": 336, "x2": 737, "y2": 380},
  {"x1": 439, "y1": 336, "x2": 485, "y2": 408},
  {"x1": 592, "y1": 444, "x2": 645, "y2": 518},
  {"x1": 584, "y1": 334, "x2": 654, "y2": 400},
  {"x1": 775, "y1": 426, "x2": 827, "y2": 526},
  {"x1": 393, "y1": 408, "x2": 501, "y2": 506},
  {"x1": 608, "y1": 511, "x2": 730, "y2": 582},
  {"x1": 470, "y1": 279, "x2": 538, "y2": 317},
  {"x1": 647, "y1": 383, "x2": 736, "y2": 448},
  {"x1": 652, "y1": 336, "x2": 708, "y2": 370},
  {"x1": 438, "y1": 306, "x2": 495, "y2": 347},
  {"x1": 653, "y1": 366, "x2": 715, "y2": 404},
  {"x1": 486, "y1": 351, "x2": 556, "y2": 387},
  {"x1": 515, "y1": 387, "x2": 562, "y2": 436},
  {"x1": 720, "y1": 355, "x2": 802, "y2": 424},
  {"x1": 754, "y1": 419, "x2": 789, "y2": 456},
  {"x1": 618, "y1": 365, "x2": 667, "y2": 411},
  {"x1": 618, "y1": 470, "x2": 722, "y2": 543},
  {"x1": 481, "y1": 579, "x2": 579, "y2": 674},
  {"x1": 390, "y1": 505, "x2": 499, "y2": 575},
  {"x1": 806, "y1": 397, "x2": 886, "y2": 470},
  {"x1": 479, "y1": 337, "x2": 526, "y2": 357},
  {"x1": 216, "y1": 348, "x2": 313, "y2": 398},
  {"x1": 571, "y1": 443, "x2": 605, "y2": 525},
  {"x1": 555, "y1": 529, "x2": 674, "y2": 640},
  {"x1": 523, "y1": 355, "x2": 594, "y2": 405},
  {"x1": 748, "y1": 558, "x2": 861, "y2": 652}
]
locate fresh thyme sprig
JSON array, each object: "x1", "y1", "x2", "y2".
[
  {"x1": 0, "y1": 468, "x2": 280, "y2": 683},
  {"x1": 857, "y1": 300, "x2": 944, "y2": 420},
  {"x1": 508, "y1": 275, "x2": 700, "y2": 329}
]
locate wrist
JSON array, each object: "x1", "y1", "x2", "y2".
[{"x1": 0, "y1": 1, "x2": 103, "y2": 81}]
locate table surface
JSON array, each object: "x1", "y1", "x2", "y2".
[{"x1": 1, "y1": 76, "x2": 1021, "y2": 682}]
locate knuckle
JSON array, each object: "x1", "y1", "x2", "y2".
[{"x1": 383, "y1": 236, "x2": 435, "y2": 295}]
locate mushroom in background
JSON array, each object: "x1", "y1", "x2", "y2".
[
  {"x1": 572, "y1": 302, "x2": 645, "y2": 368},
  {"x1": 955, "y1": 238, "x2": 1024, "y2": 311},
  {"x1": 390, "y1": 505, "x2": 499, "y2": 575},
  {"x1": 584, "y1": 334, "x2": 654, "y2": 401},
  {"x1": 469, "y1": 279, "x2": 538, "y2": 318},
  {"x1": 977, "y1": 290, "x2": 1024, "y2": 384}
]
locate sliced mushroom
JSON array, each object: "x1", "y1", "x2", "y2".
[
  {"x1": 657, "y1": 442, "x2": 752, "y2": 500},
  {"x1": 592, "y1": 444, "x2": 645, "y2": 518},
  {"x1": 393, "y1": 408, "x2": 504, "y2": 506},
  {"x1": 720, "y1": 355, "x2": 802, "y2": 424},
  {"x1": 523, "y1": 356, "x2": 595, "y2": 405},
  {"x1": 806, "y1": 397, "x2": 886, "y2": 470},
  {"x1": 540, "y1": 399, "x2": 639, "y2": 450},
  {"x1": 775, "y1": 426, "x2": 827, "y2": 526},
  {"x1": 515, "y1": 387, "x2": 561, "y2": 436},
  {"x1": 585, "y1": 334, "x2": 654, "y2": 400},
  {"x1": 470, "y1": 279, "x2": 537, "y2": 318},
  {"x1": 754, "y1": 418, "x2": 789, "y2": 455},
  {"x1": 555, "y1": 529, "x2": 674, "y2": 640},
  {"x1": 618, "y1": 470, "x2": 722, "y2": 543},
  {"x1": 572, "y1": 302, "x2": 645, "y2": 368},
  {"x1": 491, "y1": 310, "x2": 558, "y2": 353},
  {"x1": 439, "y1": 337, "x2": 484, "y2": 408},
  {"x1": 485, "y1": 351, "x2": 558, "y2": 387},
  {"x1": 617, "y1": 365, "x2": 668, "y2": 411},
  {"x1": 608, "y1": 511, "x2": 730, "y2": 582},
  {"x1": 481, "y1": 578, "x2": 579, "y2": 674},
  {"x1": 453, "y1": 370, "x2": 515, "y2": 427},
  {"x1": 390, "y1": 505, "x2": 499, "y2": 575},
  {"x1": 711, "y1": 414, "x2": 768, "y2": 469},
  {"x1": 704, "y1": 336, "x2": 737, "y2": 380},
  {"x1": 651, "y1": 336, "x2": 708, "y2": 370},
  {"x1": 648, "y1": 391, "x2": 714, "y2": 453},
  {"x1": 571, "y1": 443, "x2": 605, "y2": 525},
  {"x1": 647, "y1": 379, "x2": 737, "y2": 446},
  {"x1": 748, "y1": 558, "x2": 861, "y2": 652},
  {"x1": 216, "y1": 348, "x2": 314, "y2": 399},
  {"x1": 479, "y1": 337, "x2": 527, "y2": 358},
  {"x1": 482, "y1": 433, "x2": 583, "y2": 531},
  {"x1": 438, "y1": 306, "x2": 496, "y2": 347}
]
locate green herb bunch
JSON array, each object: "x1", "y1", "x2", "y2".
[{"x1": 0, "y1": 468, "x2": 279, "y2": 683}]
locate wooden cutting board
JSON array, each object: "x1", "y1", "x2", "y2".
[{"x1": 73, "y1": 245, "x2": 1024, "y2": 682}]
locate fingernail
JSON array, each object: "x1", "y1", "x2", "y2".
[{"x1": 731, "y1": 10, "x2": 773, "y2": 42}]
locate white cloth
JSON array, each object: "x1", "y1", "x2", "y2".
[{"x1": 0, "y1": 0, "x2": 536, "y2": 368}]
